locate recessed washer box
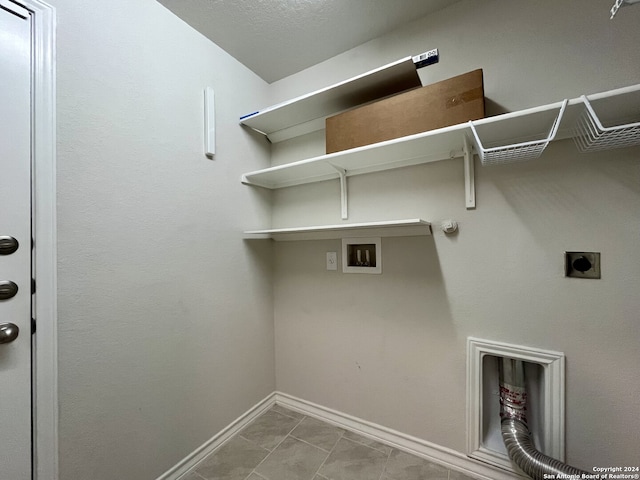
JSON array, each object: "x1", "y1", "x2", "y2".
[
  {"x1": 466, "y1": 338, "x2": 566, "y2": 473},
  {"x1": 342, "y1": 237, "x2": 381, "y2": 274}
]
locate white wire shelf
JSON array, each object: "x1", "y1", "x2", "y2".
[
  {"x1": 573, "y1": 94, "x2": 640, "y2": 152},
  {"x1": 469, "y1": 100, "x2": 568, "y2": 166},
  {"x1": 244, "y1": 219, "x2": 432, "y2": 241}
]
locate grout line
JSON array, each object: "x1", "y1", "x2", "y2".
[
  {"x1": 247, "y1": 449, "x2": 275, "y2": 479},
  {"x1": 281, "y1": 415, "x2": 306, "y2": 444},
  {"x1": 271, "y1": 405, "x2": 305, "y2": 422},
  {"x1": 247, "y1": 414, "x2": 307, "y2": 478},
  {"x1": 183, "y1": 464, "x2": 200, "y2": 478},
  {"x1": 289, "y1": 433, "x2": 334, "y2": 453},
  {"x1": 340, "y1": 434, "x2": 389, "y2": 455},
  {"x1": 310, "y1": 429, "x2": 345, "y2": 479},
  {"x1": 181, "y1": 470, "x2": 206, "y2": 480},
  {"x1": 246, "y1": 471, "x2": 269, "y2": 480},
  {"x1": 238, "y1": 434, "x2": 272, "y2": 453},
  {"x1": 378, "y1": 447, "x2": 393, "y2": 480}
]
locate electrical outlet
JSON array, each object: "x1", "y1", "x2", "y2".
[
  {"x1": 326, "y1": 252, "x2": 337, "y2": 271},
  {"x1": 413, "y1": 48, "x2": 439, "y2": 68}
]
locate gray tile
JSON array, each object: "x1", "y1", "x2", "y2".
[
  {"x1": 448, "y1": 469, "x2": 477, "y2": 480},
  {"x1": 255, "y1": 436, "x2": 329, "y2": 480},
  {"x1": 290, "y1": 416, "x2": 344, "y2": 451},
  {"x1": 195, "y1": 436, "x2": 269, "y2": 480},
  {"x1": 240, "y1": 409, "x2": 301, "y2": 450},
  {"x1": 318, "y1": 437, "x2": 388, "y2": 480},
  {"x1": 383, "y1": 449, "x2": 449, "y2": 480},
  {"x1": 341, "y1": 430, "x2": 392, "y2": 455},
  {"x1": 271, "y1": 404, "x2": 305, "y2": 421},
  {"x1": 245, "y1": 474, "x2": 267, "y2": 480}
]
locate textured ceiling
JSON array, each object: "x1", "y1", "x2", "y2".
[{"x1": 157, "y1": 0, "x2": 461, "y2": 83}]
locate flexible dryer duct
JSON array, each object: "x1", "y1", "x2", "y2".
[{"x1": 499, "y1": 358, "x2": 589, "y2": 480}]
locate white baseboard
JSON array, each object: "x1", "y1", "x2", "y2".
[
  {"x1": 156, "y1": 392, "x2": 276, "y2": 480},
  {"x1": 157, "y1": 390, "x2": 521, "y2": 480},
  {"x1": 274, "y1": 392, "x2": 522, "y2": 480}
]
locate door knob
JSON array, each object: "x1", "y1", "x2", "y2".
[{"x1": 0, "y1": 323, "x2": 19, "y2": 344}]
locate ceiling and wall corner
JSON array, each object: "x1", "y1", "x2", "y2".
[{"x1": 155, "y1": 0, "x2": 463, "y2": 83}]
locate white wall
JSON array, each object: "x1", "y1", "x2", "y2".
[
  {"x1": 53, "y1": 0, "x2": 274, "y2": 478},
  {"x1": 271, "y1": 0, "x2": 640, "y2": 470}
]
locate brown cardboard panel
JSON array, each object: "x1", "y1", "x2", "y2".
[{"x1": 326, "y1": 69, "x2": 484, "y2": 154}]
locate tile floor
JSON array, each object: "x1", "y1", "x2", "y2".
[{"x1": 181, "y1": 404, "x2": 475, "y2": 480}]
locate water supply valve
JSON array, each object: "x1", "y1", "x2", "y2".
[{"x1": 441, "y1": 219, "x2": 458, "y2": 234}]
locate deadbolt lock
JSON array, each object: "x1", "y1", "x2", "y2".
[
  {"x1": 0, "y1": 280, "x2": 19, "y2": 300},
  {"x1": 0, "y1": 236, "x2": 19, "y2": 255}
]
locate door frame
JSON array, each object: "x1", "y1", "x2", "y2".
[{"x1": 21, "y1": 0, "x2": 58, "y2": 478}]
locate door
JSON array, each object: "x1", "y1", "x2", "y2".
[{"x1": 0, "y1": 2, "x2": 33, "y2": 479}]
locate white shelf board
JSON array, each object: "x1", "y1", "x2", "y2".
[
  {"x1": 240, "y1": 57, "x2": 421, "y2": 143},
  {"x1": 241, "y1": 83, "x2": 640, "y2": 190},
  {"x1": 240, "y1": 102, "x2": 563, "y2": 189},
  {"x1": 244, "y1": 219, "x2": 432, "y2": 241},
  {"x1": 241, "y1": 121, "x2": 470, "y2": 189}
]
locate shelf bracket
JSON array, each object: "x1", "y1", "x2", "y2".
[
  {"x1": 329, "y1": 163, "x2": 348, "y2": 220},
  {"x1": 463, "y1": 135, "x2": 476, "y2": 209}
]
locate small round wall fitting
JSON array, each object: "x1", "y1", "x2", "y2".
[{"x1": 441, "y1": 219, "x2": 458, "y2": 234}]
